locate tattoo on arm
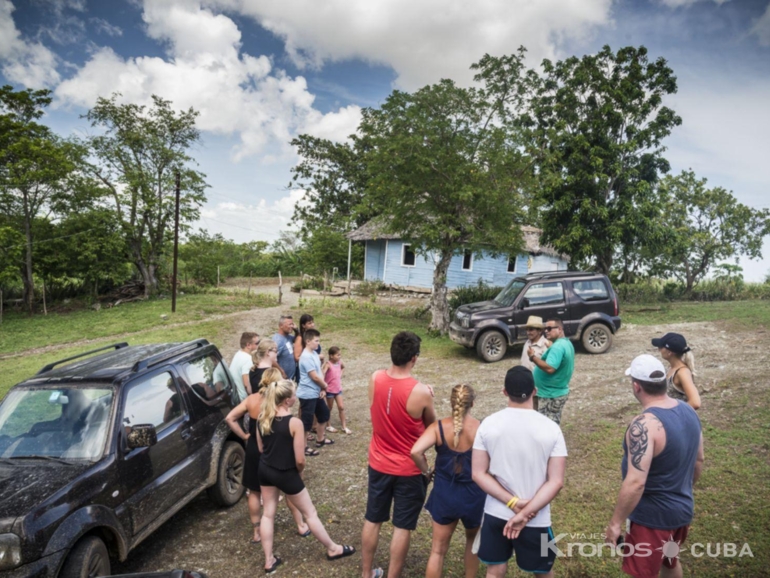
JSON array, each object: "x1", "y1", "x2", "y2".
[{"x1": 628, "y1": 417, "x2": 649, "y2": 472}]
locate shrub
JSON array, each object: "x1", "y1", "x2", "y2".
[
  {"x1": 448, "y1": 280, "x2": 502, "y2": 312},
  {"x1": 355, "y1": 279, "x2": 387, "y2": 297}
]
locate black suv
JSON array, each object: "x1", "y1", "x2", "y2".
[
  {"x1": 450, "y1": 271, "x2": 622, "y2": 362},
  {"x1": 0, "y1": 340, "x2": 246, "y2": 578}
]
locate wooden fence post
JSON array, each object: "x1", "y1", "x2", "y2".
[
  {"x1": 42, "y1": 280, "x2": 47, "y2": 315},
  {"x1": 217, "y1": 266, "x2": 220, "y2": 288},
  {"x1": 278, "y1": 271, "x2": 283, "y2": 305},
  {"x1": 248, "y1": 272, "x2": 252, "y2": 297}
]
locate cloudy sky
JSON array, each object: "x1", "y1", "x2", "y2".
[{"x1": 2, "y1": 0, "x2": 769, "y2": 280}]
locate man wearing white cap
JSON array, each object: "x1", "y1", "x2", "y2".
[{"x1": 605, "y1": 354, "x2": 704, "y2": 578}]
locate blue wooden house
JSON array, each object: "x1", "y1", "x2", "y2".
[{"x1": 347, "y1": 221, "x2": 569, "y2": 290}]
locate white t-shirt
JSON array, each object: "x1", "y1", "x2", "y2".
[
  {"x1": 473, "y1": 407, "x2": 567, "y2": 527},
  {"x1": 229, "y1": 350, "x2": 252, "y2": 401}
]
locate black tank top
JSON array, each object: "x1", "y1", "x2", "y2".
[
  {"x1": 249, "y1": 367, "x2": 267, "y2": 393},
  {"x1": 260, "y1": 416, "x2": 296, "y2": 470}
]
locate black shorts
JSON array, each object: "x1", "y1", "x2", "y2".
[
  {"x1": 477, "y1": 514, "x2": 557, "y2": 574},
  {"x1": 299, "y1": 397, "x2": 331, "y2": 433},
  {"x1": 365, "y1": 466, "x2": 428, "y2": 530},
  {"x1": 258, "y1": 461, "x2": 305, "y2": 496}
]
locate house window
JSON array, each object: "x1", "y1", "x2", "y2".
[
  {"x1": 402, "y1": 244, "x2": 416, "y2": 267},
  {"x1": 507, "y1": 255, "x2": 517, "y2": 273},
  {"x1": 462, "y1": 250, "x2": 473, "y2": 271}
]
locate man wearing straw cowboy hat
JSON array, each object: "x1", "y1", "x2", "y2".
[{"x1": 520, "y1": 316, "x2": 550, "y2": 372}]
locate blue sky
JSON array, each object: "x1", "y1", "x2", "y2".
[{"x1": 1, "y1": 0, "x2": 769, "y2": 280}]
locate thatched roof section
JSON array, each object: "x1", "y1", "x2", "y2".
[{"x1": 347, "y1": 220, "x2": 566, "y2": 259}]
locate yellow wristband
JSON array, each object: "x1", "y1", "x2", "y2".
[{"x1": 506, "y1": 496, "x2": 519, "y2": 510}]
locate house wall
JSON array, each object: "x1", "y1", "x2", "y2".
[
  {"x1": 363, "y1": 240, "x2": 569, "y2": 289},
  {"x1": 364, "y1": 239, "x2": 387, "y2": 281},
  {"x1": 528, "y1": 253, "x2": 569, "y2": 273}
]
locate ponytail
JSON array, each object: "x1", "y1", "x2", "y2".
[
  {"x1": 450, "y1": 384, "x2": 476, "y2": 448},
  {"x1": 258, "y1": 367, "x2": 282, "y2": 390},
  {"x1": 681, "y1": 350, "x2": 696, "y2": 376},
  {"x1": 258, "y1": 379, "x2": 295, "y2": 436}
]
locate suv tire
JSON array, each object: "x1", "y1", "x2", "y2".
[
  {"x1": 476, "y1": 330, "x2": 507, "y2": 363},
  {"x1": 208, "y1": 441, "x2": 246, "y2": 507},
  {"x1": 59, "y1": 535, "x2": 110, "y2": 578},
  {"x1": 581, "y1": 323, "x2": 612, "y2": 354}
]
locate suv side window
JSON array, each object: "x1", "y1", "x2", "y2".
[
  {"x1": 182, "y1": 354, "x2": 232, "y2": 402},
  {"x1": 123, "y1": 371, "x2": 184, "y2": 432},
  {"x1": 573, "y1": 279, "x2": 609, "y2": 301},
  {"x1": 522, "y1": 282, "x2": 565, "y2": 307}
]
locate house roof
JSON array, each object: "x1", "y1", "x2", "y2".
[{"x1": 347, "y1": 220, "x2": 566, "y2": 258}]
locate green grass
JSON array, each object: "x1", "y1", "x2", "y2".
[
  {"x1": 622, "y1": 300, "x2": 770, "y2": 328},
  {"x1": 0, "y1": 292, "x2": 276, "y2": 356}
]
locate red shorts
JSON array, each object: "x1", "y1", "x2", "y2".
[{"x1": 622, "y1": 522, "x2": 689, "y2": 578}]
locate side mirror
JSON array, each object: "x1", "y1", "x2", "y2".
[
  {"x1": 127, "y1": 424, "x2": 158, "y2": 449},
  {"x1": 519, "y1": 298, "x2": 530, "y2": 309}
]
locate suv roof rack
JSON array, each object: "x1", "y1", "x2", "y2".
[
  {"x1": 526, "y1": 271, "x2": 597, "y2": 281},
  {"x1": 131, "y1": 338, "x2": 210, "y2": 373},
  {"x1": 37, "y1": 343, "x2": 130, "y2": 375}
]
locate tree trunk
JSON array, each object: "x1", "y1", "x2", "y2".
[
  {"x1": 429, "y1": 250, "x2": 453, "y2": 335},
  {"x1": 135, "y1": 260, "x2": 158, "y2": 297},
  {"x1": 596, "y1": 250, "x2": 613, "y2": 275},
  {"x1": 22, "y1": 219, "x2": 34, "y2": 315}
]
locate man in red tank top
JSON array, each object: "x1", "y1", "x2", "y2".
[{"x1": 361, "y1": 331, "x2": 436, "y2": 578}]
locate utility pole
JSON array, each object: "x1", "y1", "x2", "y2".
[{"x1": 171, "y1": 171, "x2": 180, "y2": 313}]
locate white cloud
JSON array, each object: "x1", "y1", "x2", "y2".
[
  {"x1": 54, "y1": 0, "x2": 361, "y2": 159},
  {"x1": 658, "y1": 0, "x2": 729, "y2": 7},
  {"x1": 90, "y1": 17, "x2": 123, "y2": 37},
  {"x1": 197, "y1": 188, "x2": 308, "y2": 242},
  {"x1": 750, "y1": 3, "x2": 770, "y2": 46},
  {"x1": 0, "y1": 0, "x2": 60, "y2": 87},
  {"x1": 216, "y1": 0, "x2": 613, "y2": 90}
]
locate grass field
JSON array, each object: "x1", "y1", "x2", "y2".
[{"x1": 2, "y1": 295, "x2": 769, "y2": 577}]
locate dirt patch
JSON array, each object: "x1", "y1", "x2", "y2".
[{"x1": 113, "y1": 303, "x2": 770, "y2": 577}]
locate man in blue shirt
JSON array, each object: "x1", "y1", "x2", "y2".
[
  {"x1": 297, "y1": 328, "x2": 333, "y2": 455},
  {"x1": 272, "y1": 315, "x2": 298, "y2": 380},
  {"x1": 605, "y1": 354, "x2": 704, "y2": 578}
]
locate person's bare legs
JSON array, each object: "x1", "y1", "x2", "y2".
[
  {"x1": 361, "y1": 520, "x2": 382, "y2": 578},
  {"x1": 315, "y1": 420, "x2": 329, "y2": 443},
  {"x1": 247, "y1": 490, "x2": 262, "y2": 542},
  {"x1": 286, "y1": 489, "x2": 346, "y2": 557},
  {"x1": 485, "y1": 563, "x2": 508, "y2": 578},
  {"x1": 259, "y1": 486, "x2": 280, "y2": 570},
  {"x1": 326, "y1": 396, "x2": 336, "y2": 427},
  {"x1": 336, "y1": 394, "x2": 349, "y2": 431},
  {"x1": 425, "y1": 520, "x2": 457, "y2": 578},
  {"x1": 660, "y1": 562, "x2": 684, "y2": 578},
  {"x1": 388, "y1": 527, "x2": 411, "y2": 578},
  {"x1": 463, "y1": 527, "x2": 480, "y2": 578},
  {"x1": 284, "y1": 494, "x2": 308, "y2": 534}
]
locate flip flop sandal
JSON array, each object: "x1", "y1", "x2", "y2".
[
  {"x1": 327, "y1": 544, "x2": 356, "y2": 561},
  {"x1": 250, "y1": 537, "x2": 261, "y2": 545},
  {"x1": 304, "y1": 448, "x2": 321, "y2": 456},
  {"x1": 265, "y1": 557, "x2": 283, "y2": 574},
  {"x1": 371, "y1": 569, "x2": 384, "y2": 578},
  {"x1": 297, "y1": 528, "x2": 312, "y2": 537},
  {"x1": 326, "y1": 426, "x2": 338, "y2": 433},
  {"x1": 315, "y1": 438, "x2": 335, "y2": 447},
  {"x1": 343, "y1": 427, "x2": 353, "y2": 434}
]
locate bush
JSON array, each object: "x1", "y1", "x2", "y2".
[
  {"x1": 355, "y1": 279, "x2": 387, "y2": 297},
  {"x1": 448, "y1": 280, "x2": 502, "y2": 312},
  {"x1": 615, "y1": 278, "x2": 770, "y2": 304}
]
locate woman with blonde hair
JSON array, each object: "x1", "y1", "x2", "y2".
[
  {"x1": 410, "y1": 384, "x2": 487, "y2": 578},
  {"x1": 257, "y1": 379, "x2": 355, "y2": 573},
  {"x1": 249, "y1": 339, "x2": 279, "y2": 393},
  {"x1": 225, "y1": 368, "x2": 308, "y2": 545},
  {"x1": 652, "y1": 332, "x2": 701, "y2": 410}
]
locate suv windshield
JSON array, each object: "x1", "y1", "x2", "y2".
[
  {"x1": 0, "y1": 387, "x2": 113, "y2": 461},
  {"x1": 494, "y1": 279, "x2": 527, "y2": 307}
]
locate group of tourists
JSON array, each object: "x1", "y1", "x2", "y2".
[{"x1": 225, "y1": 311, "x2": 703, "y2": 578}]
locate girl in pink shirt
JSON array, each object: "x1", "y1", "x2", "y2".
[{"x1": 324, "y1": 346, "x2": 351, "y2": 434}]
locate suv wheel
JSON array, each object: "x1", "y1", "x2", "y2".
[
  {"x1": 582, "y1": 323, "x2": 612, "y2": 354},
  {"x1": 208, "y1": 441, "x2": 246, "y2": 507},
  {"x1": 476, "y1": 330, "x2": 507, "y2": 363},
  {"x1": 59, "y1": 536, "x2": 110, "y2": 578}
]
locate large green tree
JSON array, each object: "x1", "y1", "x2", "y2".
[
  {"x1": 652, "y1": 171, "x2": 770, "y2": 292},
  {"x1": 358, "y1": 78, "x2": 533, "y2": 333},
  {"x1": 475, "y1": 46, "x2": 681, "y2": 273},
  {"x1": 83, "y1": 93, "x2": 207, "y2": 296},
  {"x1": 0, "y1": 86, "x2": 85, "y2": 313}
]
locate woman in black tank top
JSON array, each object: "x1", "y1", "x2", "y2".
[{"x1": 256, "y1": 380, "x2": 356, "y2": 573}]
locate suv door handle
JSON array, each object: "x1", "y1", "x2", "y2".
[
  {"x1": 180, "y1": 428, "x2": 192, "y2": 440},
  {"x1": 557, "y1": 309, "x2": 566, "y2": 314}
]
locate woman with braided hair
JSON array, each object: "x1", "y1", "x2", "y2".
[{"x1": 410, "y1": 384, "x2": 486, "y2": 578}]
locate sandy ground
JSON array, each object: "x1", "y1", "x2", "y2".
[{"x1": 111, "y1": 293, "x2": 769, "y2": 577}]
